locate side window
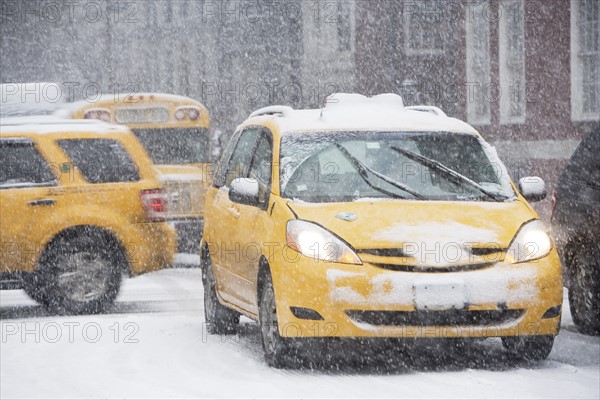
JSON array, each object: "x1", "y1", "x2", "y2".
[
  {"x1": 223, "y1": 129, "x2": 261, "y2": 187},
  {"x1": 58, "y1": 139, "x2": 140, "y2": 183},
  {"x1": 0, "y1": 139, "x2": 56, "y2": 189},
  {"x1": 248, "y1": 132, "x2": 273, "y2": 206},
  {"x1": 213, "y1": 130, "x2": 242, "y2": 188}
]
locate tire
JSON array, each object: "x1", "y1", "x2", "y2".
[
  {"x1": 201, "y1": 248, "x2": 240, "y2": 335},
  {"x1": 501, "y1": 335, "x2": 555, "y2": 361},
  {"x1": 567, "y1": 240, "x2": 600, "y2": 335},
  {"x1": 22, "y1": 270, "x2": 51, "y2": 306},
  {"x1": 258, "y1": 271, "x2": 297, "y2": 368},
  {"x1": 41, "y1": 231, "x2": 124, "y2": 315}
]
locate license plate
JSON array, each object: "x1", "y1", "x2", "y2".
[{"x1": 414, "y1": 280, "x2": 466, "y2": 311}]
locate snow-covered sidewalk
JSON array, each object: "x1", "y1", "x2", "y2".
[{"x1": 1, "y1": 269, "x2": 598, "y2": 399}]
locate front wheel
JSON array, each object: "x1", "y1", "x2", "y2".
[
  {"x1": 201, "y1": 249, "x2": 239, "y2": 335},
  {"x1": 258, "y1": 272, "x2": 297, "y2": 368},
  {"x1": 501, "y1": 335, "x2": 555, "y2": 361},
  {"x1": 567, "y1": 241, "x2": 600, "y2": 335}
]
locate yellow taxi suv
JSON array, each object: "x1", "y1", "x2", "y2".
[
  {"x1": 0, "y1": 117, "x2": 176, "y2": 314},
  {"x1": 58, "y1": 93, "x2": 212, "y2": 259},
  {"x1": 201, "y1": 93, "x2": 563, "y2": 367}
]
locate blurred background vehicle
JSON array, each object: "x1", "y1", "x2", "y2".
[
  {"x1": 551, "y1": 123, "x2": 600, "y2": 336},
  {"x1": 57, "y1": 93, "x2": 213, "y2": 265},
  {"x1": 0, "y1": 117, "x2": 176, "y2": 314}
]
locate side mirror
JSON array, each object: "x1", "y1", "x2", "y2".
[
  {"x1": 518, "y1": 176, "x2": 547, "y2": 202},
  {"x1": 229, "y1": 178, "x2": 260, "y2": 206}
]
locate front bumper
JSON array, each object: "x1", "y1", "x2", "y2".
[{"x1": 272, "y1": 250, "x2": 563, "y2": 339}]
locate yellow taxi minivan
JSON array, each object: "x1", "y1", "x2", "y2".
[
  {"x1": 0, "y1": 117, "x2": 175, "y2": 314},
  {"x1": 201, "y1": 94, "x2": 563, "y2": 367}
]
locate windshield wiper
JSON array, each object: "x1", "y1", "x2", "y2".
[
  {"x1": 334, "y1": 144, "x2": 425, "y2": 200},
  {"x1": 390, "y1": 146, "x2": 505, "y2": 201}
]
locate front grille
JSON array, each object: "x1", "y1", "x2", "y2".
[
  {"x1": 346, "y1": 309, "x2": 524, "y2": 327},
  {"x1": 358, "y1": 246, "x2": 504, "y2": 272},
  {"x1": 469, "y1": 247, "x2": 505, "y2": 256},
  {"x1": 358, "y1": 248, "x2": 409, "y2": 257},
  {"x1": 371, "y1": 262, "x2": 495, "y2": 273}
]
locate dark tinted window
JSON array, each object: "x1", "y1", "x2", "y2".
[
  {"x1": 132, "y1": 128, "x2": 210, "y2": 164},
  {"x1": 213, "y1": 130, "x2": 242, "y2": 188},
  {"x1": 58, "y1": 139, "x2": 140, "y2": 183},
  {"x1": 221, "y1": 129, "x2": 260, "y2": 187},
  {"x1": 0, "y1": 139, "x2": 56, "y2": 189},
  {"x1": 564, "y1": 124, "x2": 600, "y2": 188},
  {"x1": 248, "y1": 133, "x2": 273, "y2": 205}
]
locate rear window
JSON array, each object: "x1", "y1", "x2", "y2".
[
  {"x1": 58, "y1": 139, "x2": 140, "y2": 183},
  {"x1": 132, "y1": 128, "x2": 210, "y2": 164},
  {"x1": 0, "y1": 139, "x2": 57, "y2": 188}
]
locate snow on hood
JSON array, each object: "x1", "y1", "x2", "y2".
[
  {"x1": 371, "y1": 221, "x2": 500, "y2": 267},
  {"x1": 287, "y1": 199, "x2": 535, "y2": 264},
  {"x1": 373, "y1": 221, "x2": 499, "y2": 244}
]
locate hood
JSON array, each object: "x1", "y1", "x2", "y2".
[{"x1": 287, "y1": 199, "x2": 537, "y2": 268}]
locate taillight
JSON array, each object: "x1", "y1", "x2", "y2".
[{"x1": 140, "y1": 189, "x2": 168, "y2": 222}]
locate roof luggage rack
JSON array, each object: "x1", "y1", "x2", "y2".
[
  {"x1": 249, "y1": 106, "x2": 293, "y2": 119},
  {"x1": 404, "y1": 105, "x2": 447, "y2": 117},
  {"x1": 324, "y1": 93, "x2": 404, "y2": 108}
]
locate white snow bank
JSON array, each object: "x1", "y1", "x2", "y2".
[{"x1": 0, "y1": 270, "x2": 598, "y2": 400}]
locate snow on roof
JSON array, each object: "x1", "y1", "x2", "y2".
[
  {"x1": 1, "y1": 82, "x2": 67, "y2": 117},
  {"x1": 247, "y1": 93, "x2": 479, "y2": 136},
  {"x1": 0, "y1": 117, "x2": 130, "y2": 135}
]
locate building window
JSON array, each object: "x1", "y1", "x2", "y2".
[
  {"x1": 164, "y1": 0, "x2": 173, "y2": 23},
  {"x1": 337, "y1": 1, "x2": 353, "y2": 52},
  {"x1": 179, "y1": 1, "x2": 188, "y2": 19},
  {"x1": 571, "y1": 0, "x2": 599, "y2": 121},
  {"x1": 403, "y1": 0, "x2": 444, "y2": 55},
  {"x1": 146, "y1": 2, "x2": 157, "y2": 26},
  {"x1": 499, "y1": 0, "x2": 526, "y2": 124},
  {"x1": 465, "y1": 0, "x2": 491, "y2": 125}
]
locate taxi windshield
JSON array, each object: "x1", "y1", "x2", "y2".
[{"x1": 280, "y1": 131, "x2": 515, "y2": 203}]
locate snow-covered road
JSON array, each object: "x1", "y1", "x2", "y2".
[{"x1": 1, "y1": 268, "x2": 598, "y2": 399}]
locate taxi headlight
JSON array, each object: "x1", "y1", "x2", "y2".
[
  {"x1": 505, "y1": 220, "x2": 552, "y2": 263},
  {"x1": 286, "y1": 220, "x2": 362, "y2": 265}
]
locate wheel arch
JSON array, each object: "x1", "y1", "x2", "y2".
[
  {"x1": 39, "y1": 225, "x2": 130, "y2": 273},
  {"x1": 256, "y1": 255, "x2": 272, "y2": 306}
]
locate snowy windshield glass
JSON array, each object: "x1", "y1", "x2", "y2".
[
  {"x1": 132, "y1": 128, "x2": 210, "y2": 165},
  {"x1": 280, "y1": 132, "x2": 515, "y2": 203}
]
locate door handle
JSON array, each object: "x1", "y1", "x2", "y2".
[
  {"x1": 227, "y1": 206, "x2": 240, "y2": 217},
  {"x1": 28, "y1": 199, "x2": 55, "y2": 207}
]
